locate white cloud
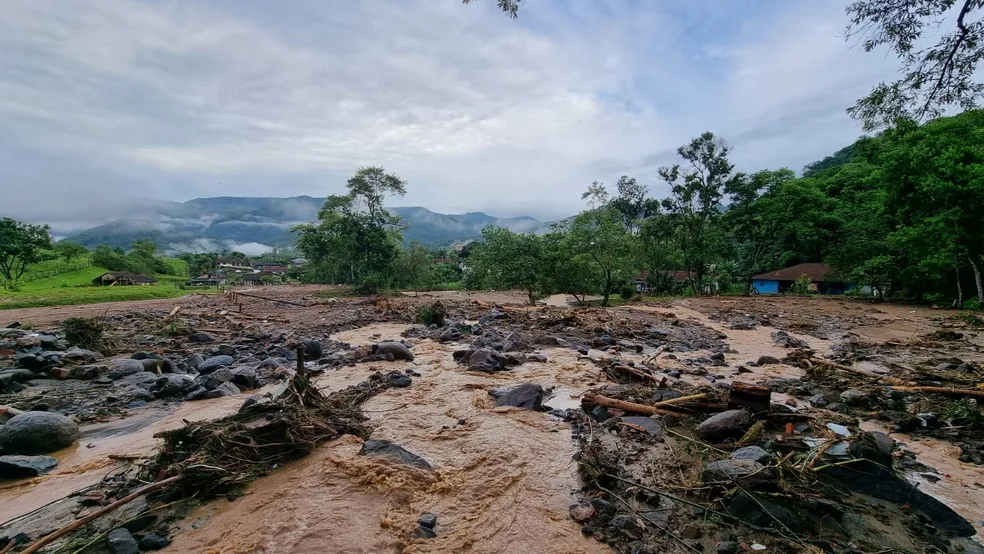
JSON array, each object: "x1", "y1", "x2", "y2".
[{"x1": 0, "y1": 0, "x2": 898, "y2": 225}]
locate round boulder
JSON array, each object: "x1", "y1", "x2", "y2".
[{"x1": 0, "y1": 411, "x2": 80, "y2": 455}]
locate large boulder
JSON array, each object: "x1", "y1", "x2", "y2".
[
  {"x1": 122, "y1": 371, "x2": 158, "y2": 389},
  {"x1": 187, "y1": 332, "x2": 214, "y2": 344},
  {"x1": 731, "y1": 446, "x2": 773, "y2": 465},
  {"x1": 702, "y1": 459, "x2": 773, "y2": 486},
  {"x1": 0, "y1": 411, "x2": 79, "y2": 455},
  {"x1": 695, "y1": 410, "x2": 752, "y2": 440},
  {"x1": 62, "y1": 347, "x2": 102, "y2": 363},
  {"x1": 107, "y1": 528, "x2": 139, "y2": 554},
  {"x1": 374, "y1": 342, "x2": 414, "y2": 362},
  {"x1": 205, "y1": 382, "x2": 241, "y2": 398},
  {"x1": 70, "y1": 364, "x2": 108, "y2": 380},
  {"x1": 153, "y1": 374, "x2": 194, "y2": 398},
  {"x1": 491, "y1": 383, "x2": 544, "y2": 410},
  {"x1": 0, "y1": 454, "x2": 59, "y2": 478},
  {"x1": 359, "y1": 439, "x2": 432, "y2": 469},
  {"x1": 14, "y1": 353, "x2": 47, "y2": 371},
  {"x1": 197, "y1": 355, "x2": 234, "y2": 374},
  {"x1": 112, "y1": 359, "x2": 146, "y2": 376},
  {"x1": 230, "y1": 367, "x2": 260, "y2": 390},
  {"x1": 195, "y1": 367, "x2": 234, "y2": 391},
  {"x1": 467, "y1": 349, "x2": 502, "y2": 372},
  {"x1": 185, "y1": 353, "x2": 205, "y2": 370},
  {"x1": 303, "y1": 340, "x2": 323, "y2": 359}
]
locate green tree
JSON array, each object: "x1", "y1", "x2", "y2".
[
  {"x1": 846, "y1": 0, "x2": 984, "y2": 129},
  {"x1": 462, "y1": 0, "x2": 522, "y2": 18},
  {"x1": 53, "y1": 241, "x2": 88, "y2": 265},
  {"x1": 0, "y1": 218, "x2": 52, "y2": 283},
  {"x1": 724, "y1": 169, "x2": 796, "y2": 293},
  {"x1": 568, "y1": 205, "x2": 634, "y2": 306},
  {"x1": 469, "y1": 226, "x2": 545, "y2": 305},
  {"x1": 398, "y1": 242, "x2": 435, "y2": 295},
  {"x1": 179, "y1": 252, "x2": 220, "y2": 277},
  {"x1": 542, "y1": 223, "x2": 598, "y2": 304},
  {"x1": 658, "y1": 132, "x2": 733, "y2": 293},
  {"x1": 293, "y1": 167, "x2": 407, "y2": 292}
]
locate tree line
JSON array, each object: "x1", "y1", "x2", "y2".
[{"x1": 295, "y1": 110, "x2": 984, "y2": 309}]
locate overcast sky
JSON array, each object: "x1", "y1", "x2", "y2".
[{"x1": 0, "y1": 0, "x2": 897, "y2": 231}]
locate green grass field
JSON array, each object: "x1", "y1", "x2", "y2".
[{"x1": 0, "y1": 258, "x2": 210, "y2": 310}]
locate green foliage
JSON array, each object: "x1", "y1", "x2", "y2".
[
  {"x1": 179, "y1": 252, "x2": 219, "y2": 277},
  {"x1": 567, "y1": 206, "x2": 634, "y2": 306},
  {"x1": 417, "y1": 301, "x2": 447, "y2": 326},
  {"x1": 468, "y1": 226, "x2": 545, "y2": 305},
  {"x1": 791, "y1": 274, "x2": 814, "y2": 295},
  {"x1": 396, "y1": 242, "x2": 435, "y2": 294},
  {"x1": 619, "y1": 284, "x2": 635, "y2": 301},
  {"x1": 53, "y1": 241, "x2": 88, "y2": 264},
  {"x1": 294, "y1": 167, "x2": 406, "y2": 289},
  {"x1": 846, "y1": 0, "x2": 984, "y2": 129},
  {"x1": 0, "y1": 218, "x2": 53, "y2": 282}
]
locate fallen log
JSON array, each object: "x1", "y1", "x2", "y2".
[
  {"x1": 610, "y1": 365, "x2": 661, "y2": 384},
  {"x1": 582, "y1": 392, "x2": 688, "y2": 416},
  {"x1": 887, "y1": 385, "x2": 984, "y2": 400},
  {"x1": 727, "y1": 381, "x2": 772, "y2": 413},
  {"x1": 808, "y1": 358, "x2": 911, "y2": 386},
  {"x1": 17, "y1": 475, "x2": 183, "y2": 554},
  {"x1": 654, "y1": 393, "x2": 706, "y2": 407}
]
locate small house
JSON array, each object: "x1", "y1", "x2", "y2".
[
  {"x1": 631, "y1": 270, "x2": 691, "y2": 293},
  {"x1": 752, "y1": 263, "x2": 853, "y2": 294},
  {"x1": 217, "y1": 257, "x2": 252, "y2": 270},
  {"x1": 188, "y1": 273, "x2": 225, "y2": 287},
  {"x1": 241, "y1": 271, "x2": 280, "y2": 285},
  {"x1": 290, "y1": 257, "x2": 308, "y2": 268},
  {"x1": 92, "y1": 272, "x2": 158, "y2": 286}
]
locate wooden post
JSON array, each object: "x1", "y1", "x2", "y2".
[
  {"x1": 727, "y1": 381, "x2": 772, "y2": 413},
  {"x1": 296, "y1": 345, "x2": 306, "y2": 377}
]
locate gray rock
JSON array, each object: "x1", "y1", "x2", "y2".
[
  {"x1": 62, "y1": 347, "x2": 102, "y2": 362},
  {"x1": 14, "y1": 353, "x2": 46, "y2": 371},
  {"x1": 526, "y1": 353, "x2": 548, "y2": 363},
  {"x1": 231, "y1": 367, "x2": 259, "y2": 390},
  {"x1": 122, "y1": 371, "x2": 158, "y2": 389},
  {"x1": 756, "y1": 355, "x2": 781, "y2": 365},
  {"x1": 620, "y1": 416, "x2": 663, "y2": 438},
  {"x1": 492, "y1": 383, "x2": 544, "y2": 410},
  {"x1": 130, "y1": 388, "x2": 154, "y2": 401},
  {"x1": 533, "y1": 335, "x2": 561, "y2": 346},
  {"x1": 197, "y1": 355, "x2": 234, "y2": 374},
  {"x1": 359, "y1": 439, "x2": 432, "y2": 469},
  {"x1": 70, "y1": 364, "x2": 107, "y2": 380},
  {"x1": 808, "y1": 394, "x2": 828, "y2": 408},
  {"x1": 702, "y1": 459, "x2": 773, "y2": 486},
  {"x1": 415, "y1": 525, "x2": 437, "y2": 539},
  {"x1": 139, "y1": 358, "x2": 159, "y2": 372},
  {"x1": 391, "y1": 375, "x2": 412, "y2": 387},
  {"x1": 138, "y1": 534, "x2": 170, "y2": 551},
  {"x1": 197, "y1": 367, "x2": 234, "y2": 391},
  {"x1": 209, "y1": 381, "x2": 241, "y2": 398},
  {"x1": 107, "y1": 528, "x2": 139, "y2": 554},
  {"x1": 0, "y1": 372, "x2": 26, "y2": 394},
  {"x1": 185, "y1": 353, "x2": 205, "y2": 370},
  {"x1": 0, "y1": 411, "x2": 79, "y2": 455},
  {"x1": 731, "y1": 446, "x2": 773, "y2": 464},
  {"x1": 153, "y1": 374, "x2": 194, "y2": 397},
  {"x1": 467, "y1": 349, "x2": 502, "y2": 372},
  {"x1": 159, "y1": 358, "x2": 178, "y2": 374},
  {"x1": 216, "y1": 344, "x2": 237, "y2": 356},
  {"x1": 374, "y1": 342, "x2": 414, "y2": 361},
  {"x1": 0, "y1": 454, "x2": 59, "y2": 478},
  {"x1": 418, "y1": 513, "x2": 437, "y2": 529},
  {"x1": 651, "y1": 390, "x2": 683, "y2": 402},
  {"x1": 839, "y1": 389, "x2": 869, "y2": 406},
  {"x1": 695, "y1": 410, "x2": 752, "y2": 440},
  {"x1": 184, "y1": 386, "x2": 208, "y2": 401},
  {"x1": 187, "y1": 332, "x2": 214, "y2": 344},
  {"x1": 112, "y1": 359, "x2": 146, "y2": 376},
  {"x1": 260, "y1": 357, "x2": 288, "y2": 368},
  {"x1": 0, "y1": 368, "x2": 36, "y2": 383},
  {"x1": 303, "y1": 340, "x2": 323, "y2": 359},
  {"x1": 717, "y1": 541, "x2": 739, "y2": 554}
]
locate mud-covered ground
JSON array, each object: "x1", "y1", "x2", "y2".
[{"x1": 1, "y1": 287, "x2": 982, "y2": 553}]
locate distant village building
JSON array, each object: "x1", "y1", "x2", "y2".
[
  {"x1": 241, "y1": 272, "x2": 280, "y2": 285},
  {"x1": 290, "y1": 258, "x2": 308, "y2": 268},
  {"x1": 631, "y1": 270, "x2": 692, "y2": 293},
  {"x1": 92, "y1": 272, "x2": 158, "y2": 286},
  {"x1": 188, "y1": 273, "x2": 225, "y2": 287},
  {"x1": 752, "y1": 263, "x2": 854, "y2": 294},
  {"x1": 252, "y1": 262, "x2": 287, "y2": 275},
  {"x1": 216, "y1": 257, "x2": 252, "y2": 270}
]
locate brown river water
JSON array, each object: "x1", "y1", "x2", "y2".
[{"x1": 167, "y1": 323, "x2": 610, "y2": 553}]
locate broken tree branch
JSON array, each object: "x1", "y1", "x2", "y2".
[
  {"x1": 807, "y1": 358, "x2": 911, "y2": 386},
  {"x1": 227, "y1": 291, "x2": 308, "y2": 307},
  {"x1": 17, "y1": 475, "x2": 183, "y2": 554},
  {"x1": 582, "y1": 392, "x2": 688, "y2": 416},
  {"x1": 887, "y1": 385, "x2": 984, "y2": 400}
]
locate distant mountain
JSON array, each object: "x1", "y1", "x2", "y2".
[{"x1": 65, "y1": 196, "x2": 551, "y2": 253}]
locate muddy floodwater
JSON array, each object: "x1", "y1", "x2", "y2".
[{"x1": 168, "y1": 324, "x2": 608, "y2": 553}]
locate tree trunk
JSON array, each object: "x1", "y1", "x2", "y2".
[
  {"x1": 602, "y1": 269, "x2": 612, "y2": 307},
  {"x1": 527, "y1": 288, "x2": 536, "y2": 306},
  {"x1": 956, "y1": 266, "x2": 964, "y2": 309},
  {"x1": 969, "y1": 255, "x2": 984, "y2": 306}
]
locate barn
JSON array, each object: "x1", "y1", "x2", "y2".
[{"x1": 91, "y1": 272, "x2": 158, "y2": 286}]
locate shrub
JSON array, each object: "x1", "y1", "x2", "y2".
[
  {"x1": 417, "y1": 301, "x2": 447, "y2": 327},
  {"x1": 619, "y1": 284, "x2": 636, "y2": 300},
  {"x1": 790, "y1": 274, "x2": 814, "y2": 295}
]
